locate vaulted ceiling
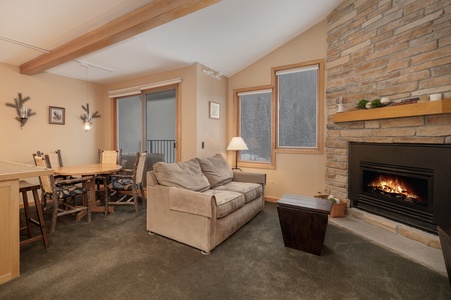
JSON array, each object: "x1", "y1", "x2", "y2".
[{"x1": 0, "y1": 0, "x2": 342, "y2": 84}]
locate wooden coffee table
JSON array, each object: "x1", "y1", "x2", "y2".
[{"x1": 277, "y1": 194, "x2": 333, "y2": 256}]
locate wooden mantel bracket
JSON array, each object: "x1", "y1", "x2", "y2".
[{"x1": 19, "y1": 0, "x2": 221, "y2": 76}]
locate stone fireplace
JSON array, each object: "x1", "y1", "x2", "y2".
[
  {"x1": 348, "y1": 142, "x2": 451, "y2": 233},
  {"x1": 324, "y1": 0, "x2": 451, "y2": 241}
]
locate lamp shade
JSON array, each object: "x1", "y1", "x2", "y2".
[{"x1": 227, "y1": 137, "x2": 248, "y2": 151}]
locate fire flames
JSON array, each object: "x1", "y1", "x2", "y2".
[{"x1": 367, "y1": 175, "x2": 420, "y2": 203}]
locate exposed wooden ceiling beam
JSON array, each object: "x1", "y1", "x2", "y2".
[{"x1": 19, "y1": 0, "x2": 221, "y2": 75}]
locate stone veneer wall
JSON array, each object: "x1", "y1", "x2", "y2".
[{"x1": 325, "y1": 0, "x2": 451, "y2": 200}]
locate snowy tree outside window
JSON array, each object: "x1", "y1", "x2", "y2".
[
  {"x1": 276, "y1": 65, "x2": 318, "y2": 149},
  {"x1": 238, "y1": 90, "x2": 272, "y2": 163}
]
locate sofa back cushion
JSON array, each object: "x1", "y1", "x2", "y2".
[
  {"x1": 153, "y1": 159, "x2": 210, "y2": 192},
  {"x1": 197, "y1": 154, "x2": 233, "y2": 188}
]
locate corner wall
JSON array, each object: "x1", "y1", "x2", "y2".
[
  {"x1": 228, "y1": 20, "x2": 329, "y2": 199},
  {"x1": 196, "y1": 63, "x2": 229, "y2": 158}
]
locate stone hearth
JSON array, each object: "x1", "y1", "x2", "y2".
[{"x1": 330, "y1": 209, "x2": 445, "y2": 276}]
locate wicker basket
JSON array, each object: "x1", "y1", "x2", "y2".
[{"x1": 314, "y1": 194, "x2": 346, "y2": 218}]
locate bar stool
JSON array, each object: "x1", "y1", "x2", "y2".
[{"x1": 19, "y1": 180, "x2": 49, "y2": 249}]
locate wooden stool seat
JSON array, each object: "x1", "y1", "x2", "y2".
[{"x1": 19, "y1": 180, "x2": 49, "y2": 249}]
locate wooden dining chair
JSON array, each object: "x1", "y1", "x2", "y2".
[
  {"x1": 33, "y1": 152, "x2": 93, "y2": 233},
  {"x1": 97, "y1": 149, "x2": 122, "y2": 165},
  {"x1": 37, "y1": 149, "x2": 75, "y2": 180},
  {"x1": 96, "y1": 149, "x2": 122, "y2": 212},
  {"x1": 37, "y1": 149, "x2": 79, "y2": 206},
  {"x1": 106, "y1": 152, "x2": 147, "y2": 216},
  {"x1": 46, "y1": 149, "x2": 63, "y2": 168}
]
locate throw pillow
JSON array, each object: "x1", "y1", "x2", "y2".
[
  {"x1": 153, "y1": 158, "x2": 210, "y2": 192},
  {"x1": 197, "y1": 153, "x2": 233, "y2": 188}
]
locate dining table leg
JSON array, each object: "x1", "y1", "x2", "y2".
[
  {"x1": 75, "y1": 176, "x2": 114, "y2": 221},
  {"x1": 88, "y1": 175, "x2": 114, "y2": 214}
]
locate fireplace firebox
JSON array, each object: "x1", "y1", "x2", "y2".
[{"x1": 348, "y1": 143, "x2": 451, "y2": 234}]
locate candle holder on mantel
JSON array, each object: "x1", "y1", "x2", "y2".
[
  {"x1": 336, "y1": 97, "x2": 344, "y2": 113},
  {"x1": 5, "y1": 93, "x2": 36, "y2": 129}
]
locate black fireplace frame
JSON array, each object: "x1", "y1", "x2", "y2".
[{"x1": 348, "y1": 142, "x2": 451, "y2": 233}]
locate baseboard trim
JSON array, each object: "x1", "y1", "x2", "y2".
[{"x1": 265, "y1": 196, "x2": 279, "y2": 203}]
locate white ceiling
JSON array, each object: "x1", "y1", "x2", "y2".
[{"x1": 0, "y1": 0, "x2": 342, "y2": 85}]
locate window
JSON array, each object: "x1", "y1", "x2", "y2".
[
  {"x1": 235, "y1": 87, "x2": 274, "y2": 169},
  {"x1": 233, "y1": 60, "x2": 324, "y2": 169},
  {"x1": 274, "y1": 60, "x2": 324, "y2": 154}
]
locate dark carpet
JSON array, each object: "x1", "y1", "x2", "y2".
[{"x1": 1, "y1": 202, "x2": 450, "y2": 300}]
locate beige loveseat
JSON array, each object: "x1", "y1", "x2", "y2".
[{"x1": 146, "y1": 154, "x2": 265, "y2": 253}]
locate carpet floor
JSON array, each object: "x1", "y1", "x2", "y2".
[{"x1": 1, "y1": 202, "x2": 450, "y2": 300}]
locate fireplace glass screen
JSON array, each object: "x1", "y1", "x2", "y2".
[{"x1": 362, "y1": 170, "x2": 429, "y2": 209}]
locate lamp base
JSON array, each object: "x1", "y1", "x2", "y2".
[{"x1": 233, "y1": 151, "x2": 243, "y2": 171}]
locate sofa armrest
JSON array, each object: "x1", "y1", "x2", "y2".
[
  {"x1": 168, "y1": 188, "x2": 215, "y2": 218},
  {"x1": 147, "y1": 171, "x2": 158, "y2": 187},
  {"x1": 232, "y1": 171, "x2": 266, "y2": 185}
]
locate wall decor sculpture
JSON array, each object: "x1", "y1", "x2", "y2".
[{"x1": 5, "y1": 92, "x2": 36, "y2": 129}]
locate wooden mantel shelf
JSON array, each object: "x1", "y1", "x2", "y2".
[{"x1": 333, "y1": 98, "x2": 451, "y2": 123}]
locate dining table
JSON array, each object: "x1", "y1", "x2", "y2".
[{"x1": 53, "y1": 163, "x2": 122, "y2": 217}]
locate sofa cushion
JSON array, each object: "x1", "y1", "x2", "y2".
[
  {"x1": 153, "y1": 159, "x2": 210, "y2": 192},
  {"x1": 213, "y1": 182, "x2": 262, "y2": 203},
  {"x1": 197, "y1": 154, "x2": 233, "y2": 188},
  {"x1": 122, "y1": 153, "x2": 165, "y2": 186},
  {"x1": 202, "y1": 190, "x2": 245, "y2": 219}
]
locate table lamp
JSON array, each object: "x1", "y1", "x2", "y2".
[{"x1": 227, "y1": 137, "x2": 248, "y2": 170}]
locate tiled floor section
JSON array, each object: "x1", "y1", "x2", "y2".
[{"x1": 329, "y1": 215, "x2": 447, "y2": 277}]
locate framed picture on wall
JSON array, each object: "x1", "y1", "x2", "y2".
[
  {"x1": 49, "y1": 106, "x2": 65, "y2": 125},
  {"x1": 209, "y1": 101, "x2": 220, "y2": 119}
]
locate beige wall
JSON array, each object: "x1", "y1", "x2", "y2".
[
  {"x1": 1, "y1": 60, "x2": 228, "y2": 174},
  {"x1": 1, "y1": 18, "x2": 328, "y2": 202},
  {"x1": 228, "y1": 20, "x2": 329, "y2": 200},
  {"x1": 0, "y1": 63, "x2": 105, "y2": 168},
  {"x1": 196, "y1": 63, "x2": 229, "y2": 158}
]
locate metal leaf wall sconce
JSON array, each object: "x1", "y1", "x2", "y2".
[
  {"x1": 80, "y1": 103, "x2": 100, "y2": 131},
  {"x1": 5, "y1": 93, "x2": 36, "y2": 129}
]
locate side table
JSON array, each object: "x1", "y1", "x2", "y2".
[{"x1": 277, "y1": 194, "x2": 332, "y2": 256}]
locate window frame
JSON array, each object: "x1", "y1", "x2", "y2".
[
  {"x1": 233, "y1": 85, "x2": 276, "y2": 169},
  {"x1": 272, "y1": 59, "x2": 324, "y2": 155}
]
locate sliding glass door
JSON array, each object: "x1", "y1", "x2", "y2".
[
  {"x1": 145, "y1": 89, "x2": 176, "y2": 163},
  {"x1": 117, "y1": 95, "x2": 142, "y2": 154},
  {"x1": 116, "y1": 85, "x2": 178, "y2": 162}
]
